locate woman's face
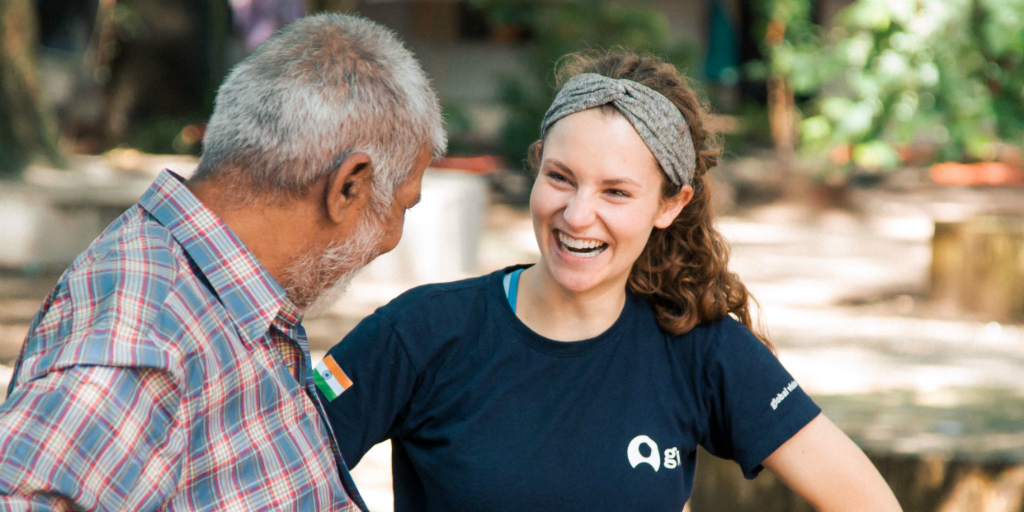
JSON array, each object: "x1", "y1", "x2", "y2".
[{"x1": 530, "y1": 108, "x2": 691, "y2": 295}]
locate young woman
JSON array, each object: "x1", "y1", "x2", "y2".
[{"x1": 317, "y1": 50, "x2": 901, "y2": 511}]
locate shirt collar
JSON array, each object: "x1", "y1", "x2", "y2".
[{"x1": 138, "y1": 170, "x2": 303, "y2": 344}]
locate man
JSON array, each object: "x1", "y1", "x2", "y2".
[{"x1": 0, "y1": 13, "x2": 445, "y2": 511}]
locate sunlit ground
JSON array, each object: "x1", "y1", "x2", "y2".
[{"x1": 2, "y1": 166, "x2": 1022, "y2": 512}]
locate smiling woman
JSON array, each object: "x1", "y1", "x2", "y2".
[
  {"x1": 535, "y1": 109, "x2": 678, "y2": 280},
  {"x1": 318, "y1": 49, "x2": 903, "y2": 512},
  {"x1": 525, "y1": 53, "x2": 760, "y2": 346}
]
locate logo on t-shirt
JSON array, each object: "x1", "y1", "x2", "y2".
[
  {"x1": 627, "y1": 435, "x2": 680, "y2": 472},
  {"x1": 770, "y1": 380, "x2": 799, "y2": 410}
]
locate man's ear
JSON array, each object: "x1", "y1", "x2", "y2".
[
  {"x1": 654, "y1": 185, "x2": 694, "y2": 229},
  {"x1": 325, "y1": 152, "x2": 373, "y2": 224}
]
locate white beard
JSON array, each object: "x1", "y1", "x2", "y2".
[{"x1": 283, "y1": 213, "x2": 385, "y2": 317}]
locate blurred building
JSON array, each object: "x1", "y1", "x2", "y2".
[
  {"x1": 335, "y1": 0, "x2": 857, "y2": 149},
  {"x1": 32, "y1": 0, "x2": 858, "y2": 155},
  {"x1": 352, "y1": 0, "x2": 729, "y2": 143}
]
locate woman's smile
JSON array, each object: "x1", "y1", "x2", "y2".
[{"x1": 554, "y1": 230, "x2": 608, "y2": 258}]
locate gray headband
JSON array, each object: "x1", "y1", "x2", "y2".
[{"x1": 540, "y1": 73, "x2": 697, "y2": 187}]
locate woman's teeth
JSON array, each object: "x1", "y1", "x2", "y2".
[{"x1": 557, "y1": 232, "x2": 607, "y2": 258}]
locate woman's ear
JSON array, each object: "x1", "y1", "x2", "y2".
[
  {"x1": 654, "y1": 185, "x2": 694, "y2": 229},
  {"x1": 325, "y1": 152, "x2": 373, "y2": 224}
]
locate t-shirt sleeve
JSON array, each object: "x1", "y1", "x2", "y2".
[
  {"x1": 319, "y1": 311, "x2": 419, "y2": 468},
  {"x1": 698, "y1": 319, "x2": 821, "y2": 479}
]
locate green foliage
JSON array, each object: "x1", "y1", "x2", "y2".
[
  {"x1": 472, "y1": 0, "x2": 695, "y2": 171},
  {"x1": 768, "y1": 0, "x2": 1024, "y2": 171},
  {"x1": 441, "y1": 100, "x2": 478, "y2": 156}
]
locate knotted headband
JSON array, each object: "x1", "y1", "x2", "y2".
[{"x1": 540, "y1": 73, "x2": 697, "y2": 187}]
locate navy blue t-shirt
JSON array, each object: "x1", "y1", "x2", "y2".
[{"x1": 320, "y1": 266, "x2": 820, "y2": 512}]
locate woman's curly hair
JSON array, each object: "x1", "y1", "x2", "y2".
[{"x1": 529, "y1": 49, "x2": 772, "y2": 351}]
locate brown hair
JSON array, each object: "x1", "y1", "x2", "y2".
[{"x1": 529, "y1": 49, "x2": 773, "y2": 351}]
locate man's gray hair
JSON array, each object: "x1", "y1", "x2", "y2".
[{"x1": 195, "y1": 13, "x2": 446, "y2": 210}]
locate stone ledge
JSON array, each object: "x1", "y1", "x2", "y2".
[{"x1": 690, "y1": 447, "x2": 1024, "y2": 512}]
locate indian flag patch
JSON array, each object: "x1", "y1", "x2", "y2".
[{"x1": 313, "y1": 354, "x2": 352, "y2": 401}]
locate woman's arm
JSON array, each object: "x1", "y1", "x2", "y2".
[
  {"x1": 763, "y1": 414, "x2": 902, "y2": 511},
  {"x1": 320, "y1": 311, "x2": 419, "y2": 467}
]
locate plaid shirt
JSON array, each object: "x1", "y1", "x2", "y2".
[{"x1": 0, "y1": 170, "x2": 365, "y2": 511}]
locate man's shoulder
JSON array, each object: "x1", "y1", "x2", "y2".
[
  {"x1": 18, "y1": 209, "x2": 216, "y2": 381},
  {"x1": 74, "y1": 206, "x2": 179, "y2": 270},
  {"x1": 61, "y1": 208, "x2": 192, "y2": 308}
]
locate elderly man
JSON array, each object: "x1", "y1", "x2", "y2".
[{"x1": 0, "y1": 13, "x2": 445, "y2": 511}]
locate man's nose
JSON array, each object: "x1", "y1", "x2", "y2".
[{"x1": 562, "y1": 192, "x2": 596, "y2": 227}]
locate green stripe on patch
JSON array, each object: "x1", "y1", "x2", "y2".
[{"x1": 313, "y1": 368, "x2": 339, "y2": 401}]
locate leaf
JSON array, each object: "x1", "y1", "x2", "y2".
[{"x1": 852, "y1": 141, "x2": 899, "y2": 170}]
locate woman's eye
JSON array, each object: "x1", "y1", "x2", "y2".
[
  {"x1": 607, "y1": 189, "x2": 631, "y2": 198},
  {"x1": 547, "y1": 171, "x2": 570, "y2": 183}
]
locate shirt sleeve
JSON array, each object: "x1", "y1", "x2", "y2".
[
  {"x1": 319, "y1": 311, "x2": 420, "y2": 468},
  {"x1": 0, "y1": 365, "x2": 183, "y2": 511},
  {"x1": 699, "y1": 319, "x2": 821, "y2": 479}
]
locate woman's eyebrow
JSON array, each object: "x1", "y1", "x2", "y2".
[
  {"x1": 546, "y1": 159, "x2": 576, "y2": 177},
  {"x1": 546, "y1": 158, "x2": 641, "y2": 187}
]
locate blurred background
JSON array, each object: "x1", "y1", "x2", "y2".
[{"x1": 1, "y1": 0, "x2": 1023, "y2": 510}]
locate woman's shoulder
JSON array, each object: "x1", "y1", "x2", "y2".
[
  {"x1": 664, "y1": 314, "x2": 768, "y2": 361},
  {"x1": 374, "y1": 266, "x2": 518, "y2": 326},
  {"x1": 349, "y1": 266, "x2": 520, "y2": 370},
  {"x1": 685, "y1": 314, "x2": 755, "y2": 340},
  {"x1": 383, "y1": 274, "x2": 487, "y2": 309}
]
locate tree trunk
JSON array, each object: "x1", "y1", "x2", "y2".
[
  {"x1": 764, "y1": 16, "x2": 809, "y2": 201},
  {"x1": 767, "y1": 75, "x2": 796, "y2": 163},
  {"x1": 931, "y1": 215, "x2": 1024, "y2": 323},
  {"x1": 0, "y1": 0, "x2": 64, "y2": 177}
]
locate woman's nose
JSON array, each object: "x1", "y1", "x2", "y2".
[{"x1": 562, "y1": 192, "x2": 596, "y2": 227}]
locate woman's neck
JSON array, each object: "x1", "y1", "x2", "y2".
[{"x1": 515, "y1": 264, "x2": 628, "y2": 342}]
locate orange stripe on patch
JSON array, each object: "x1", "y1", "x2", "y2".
[{"x1": 322, "y1": 355, "x2": 353, "y2": 390}]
